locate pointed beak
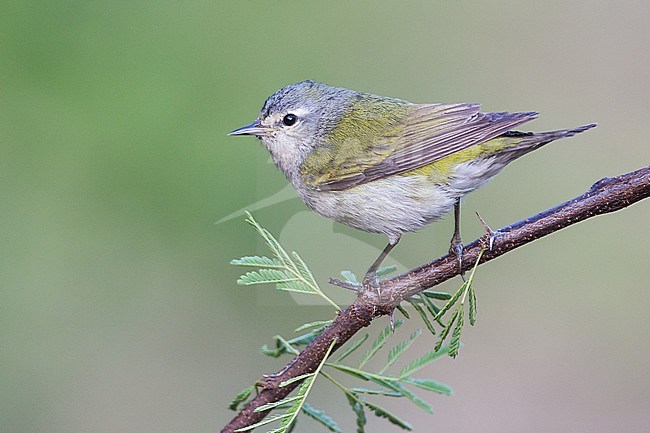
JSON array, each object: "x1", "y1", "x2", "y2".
[{"x1": 228, "y1": 120, "x2": 274, "y2": 137}]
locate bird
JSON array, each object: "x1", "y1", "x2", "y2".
[{"x1": 229, "y1": 80, "x2": 596, "y2": 287}]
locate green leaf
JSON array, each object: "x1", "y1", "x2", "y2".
[
  {"x1": 294, "y1": 320, "x2": 333, "y2": 333},
  {"x1": 368, "y1": 376, "x2": 433, "y2": 414},
  {"x1": 325, "y1": 363, "x2": 371, "y2": 381},
  {"x1": 230, "y1": 255, "x2": 282, "y2": 268},
  {"x1": 282, "y1": 420, "x2": 297, "y2": 433},
  {"x1": 261, "y1": 333, "x2": 320, "y2": 358},
  {"x1": 395, "y1": 304, "x2": 410, "y2": 319},
  {"x1": 275, "y1": 335, "x2": 300, "y2": 355},
  {"x1": 421, "y1": 290, "x2": 452, "y2": 300},
  {"x1": 449, "y1": 310, "x2": 464, "y2": 358},
  {"x1": 468, "y1": 284, "x2": 477, "y2": 326},
  {"x1": 280, "y1": 372, "x2": 316, "y2": 388},
  {"x1": 246, "y1": 339, "x2": 337, "y2": 433},
  {"x1": 409, "y1": 300, "x2": 437, "y2": 336},
  {"x1": 234, "y1": 413, "x2": 291, "y2": 432},
  {"x1": 287, "y1": 332, "x2": 321, "y2": 347},
  {"x1": 376, "y1": 265, "x2": 398, "y2": 277},
  {"x1": 419, "y1": 294, "x2": 443, "y2": 325},
  {"x1": 236, "y1": 269, "x2": 297, "y2": 286},
  {"x1": 301, "y1": 403, "x2": 341, "y2": 433},
  {"x1": 399, "y1": 345, "x2": 450, "y2": 378},
  {"x1": 461, "y1": 248, "x2": 483, "y2": 324},
  {"x1": 345, "y1": 393, "x2": 366, "y2": 433},
  {"x1": 359, "y1": 320, "x2": 403, "y2": 368},
  {"x1": 255, "y1": 395, "x2": 303, "y2": 412},
  {"x1": 363, "y1": 400, "x2": 412, "y2": 431},
  {"x1": 350, "y1": 387, "x2": 403, "y2": 397},
  {"x1": 433, "y1": 283, "x2": 465, "y2": 321},
  {"x1": 228, "y1": 385, "x2": 255, "y2": 411},
  {"x1": 400, "y1": 377, "x2": 453, "y2": 395},
  {"x1": 291, "y1": 251, "x2": 318, "y2": 287},
  {"x1": 434, "y1": 309, "x2": 459, "y2": 352},
  {"x1": 381, "y1": 329, "x2": 421, "y2": 374},
  {"x1": 240, "y1": 212, "x2": 339, "y2": 310},
  {"x1": 340, "y1": 270, "x2": 359, "y2": 285},
  {"x1": 244, "y1": 212, "x2": 293, "y2": 267},
  {"x1": 335, "y1": 334, "x2": 369, "y2": 363},
  {"x1": 275, "y1": 279, "x2": 318, "y2": 293}
]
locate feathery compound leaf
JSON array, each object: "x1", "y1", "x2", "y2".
[
  {"x1": 290, "y1": 251, "x2": 318, "y2": 286},
  {"x1": 400, "y1": 377, "x2": 453, "y2": 395},
  {"x1": 275, "y1": 335, "x2": 300, "y2": 355},
  {"x1": 255, "y1": 395, "x2": 303, "y2": 412},
  {"x1": 335, "y1": 334, "x2": 369, "y2": 362},
  {"x1": 433, "y1": 283, "x2": 465, "y2": 321},
  {"x1": 231, "y1": 255, "x2": 282, "y2": 268},
  {"x1": 244, "y1": 212, "x2": 293, "y2": 267},
  {"x1": 340, "y1": 270, "x2": 359, "y2": 285},
  {"x1": 381, "y1": 329, "x2": 421, "y2": 374},
  {"x1": 368, "y1": 377, "x2": 433, "y2": 414},
  {"x1": 449, "y1": 310, "x2": 464, "y2": 358},
  {"x1": 363, "y1": 400, "x2": 412, "y2": 431},
  {"x1": 275, "y1": 279, "x2": 317, "y2": 293},
  {"x1": 267, "y1": 339, "x2": 337, "y2": 433},
  {"x1": 228, "y1": 385, "x2": 255, "y2": 411},
  {"x1": 237, "y1": 269, "x2": 296, "y2": 286},
  {"x1": 419, "y1": 295, "x2": 443, "y2": 325},
  {"x1": 434, "y1": 309, "x2": 459, "y2": 352},
  {"x1": 462, "y1": 249, "x2": 483, "y2": 326},
  {"x1": 294, "y1": 320, "x2": 333, "y2": 333},
  {"x1": 422, "y1": 290, "x2": 452, "y2": 300},
  {"x1": 237, "y1": 213, "x2": 339, "y2": 310},
  {"x1": 399, "y1": 345, "x2": 451, "y2": 378},
  {"x1": 359, "y1": 320, "x2": 403, "y2": 368},
  {"x1": 345, "y1": 393, "x2": 366, "y2": 433},
  {"x1": 468, "y1": 284, "x2": 477, "y2": 326},
  {"x1": 301, "y1": 403, "x2": 341, "y2": 433},
  {"x1": 260, "y1": 335, "x2": 307, "y2": 357},
  {"x1": 408, "y1": 300, "x2": 437, "y2": 336},
  {"x1": 289, "y1": 332, "x2": 321, "y2": 346},
  {"x1": 325, "y1": 363, "x2": 371, "y2": 381},
  {"x1": 280, "y1": 372, "x2": 316, "y2": 388},
  {"x1": 350, "y1": 387, "x2": 403, "y2": 397},
  {"x1": 234, "y1": 413, "x2": 291, "y2": 432}
]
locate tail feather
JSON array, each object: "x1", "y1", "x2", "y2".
[
  {"x1": 536, "y1": 123, "x2": 598, "y2": 140},
  {"x1": 502, "y1": 123, "x2": 597, "y2": 154}
]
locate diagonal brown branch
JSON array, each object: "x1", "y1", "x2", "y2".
[{"x1": 221, "y1": 166, "x2": 649, "y2": 433}]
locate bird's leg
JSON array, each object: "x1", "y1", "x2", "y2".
[
  {"x1": 449, "y1": 199, "x2": 466, "y2": 281},
  {"x1": 362, "y1": 237, "x2": 400, "y2": 291}
]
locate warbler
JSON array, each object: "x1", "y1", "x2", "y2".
[{"x1": 229, "y1": 80, "x2": 596, "y2": 287}]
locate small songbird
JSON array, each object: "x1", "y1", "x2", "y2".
[{"x1": 229, "y1": 80, "x2": 596, "y2": 287}]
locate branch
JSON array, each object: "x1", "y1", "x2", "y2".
[{"x1": 221, "y1": 166, "x2": 649, "y2": 433}]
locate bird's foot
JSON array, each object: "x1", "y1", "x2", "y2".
[
  {"x1": 362, "y1": 271, "x2": 382, "y2": 299},
  {"x1": 449, "y1": 232, "x2": 466, "y2": 281}
]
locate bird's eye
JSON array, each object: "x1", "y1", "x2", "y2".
[{"x1": 282, "y1": 114, "x2": 298, "y2": 126}]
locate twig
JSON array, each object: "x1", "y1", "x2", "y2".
[{"x1": 220, "y1": 166, "x2": 649, "y2": 433}]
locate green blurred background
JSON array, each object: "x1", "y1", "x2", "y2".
[{"x1": 2, "y1": 1, "x2": 649, "y2": 432}]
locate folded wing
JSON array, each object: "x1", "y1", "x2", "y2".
[{"x1": 305, "y1": 102, "x2": 538, "y2": 191}]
